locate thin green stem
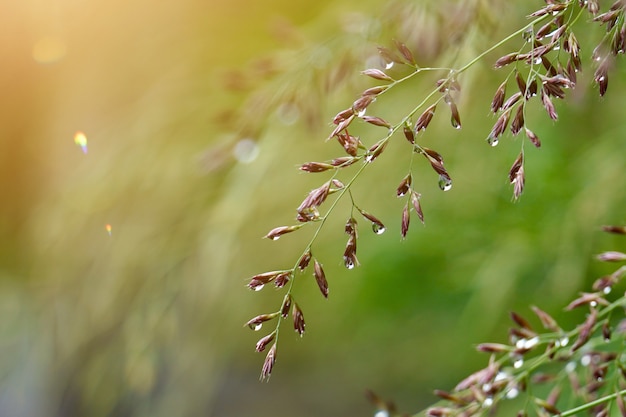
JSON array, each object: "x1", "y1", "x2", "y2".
[{"x1": 561, "y1": 389, "x2": 626, "y2": 417}]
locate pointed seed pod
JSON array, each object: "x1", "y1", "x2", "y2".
[
  {"x1": 260, "y1": 343, "x2": 277, "y2": 381},
  {"x1": 396, "y1": 174, "x2": 412, "y2": 197},
  {"x1": 255, "y1": 331, "x2": 276, "y2": 352},
  {"x1": 280, "y1": 295, "x2": 292, "y2": 318},
  {"x1": 415, "y1": 104, "x2": 437, "y2": 132},
  {"x1": 313, "y1": 259, "x2": 329, "y2": 298},
  {"x1": 401, "y1": 202, "x2": 410, "y2": 239},
  {"x1": 298, "y1": 249, "x2": 312, "y2": 271},
  {"x1": 411, "y1": 191, "x2": 424, "y2": 224},
  {"x1": 265, "y1": 225, "x2": 302, "y2": 240},
  {"x1": 244, "y1": 312, "x2": 280, "y2": 330},
  {"x1": 525, "y1": 128, "x2": 541, "y2": 148},
  {"x1": 292, "y1": 303, "x2": 305, "y2": 336},
  {"x1": 361, "y1": 68, "x2": 393, "y2": 81},
  {"x1": 491, "y1": 81, "x2": 507, "y2": 113}
]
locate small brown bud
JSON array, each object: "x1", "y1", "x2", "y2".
[
  {"x1": 403, "y1": 125, "x2": 415, "y2": 144},
  {"x1": 494, "y1": 52, "x2": 519, "y2": 68},
  {"x1": 343, "y1": 235, "x2": 359, "y2": 269},
  {"x1": 274, "y1": 272, "x2": 291, "y2": 288},
  {"x1": 491, "y1": 81, "x2": 507, "y2": 113},
  {"x1": 394, "y1": 40, "x2": 416, "y2": 65},
  {"x1": 255, "y1": 331, "x2": 276, "y2": 352},
  {"x1": 510, "y1": 311, "x2": 533, "y2": 331},
  {"x1": 531, "y1": 306, "x2": 560, "y2": 332},
  {"x1": 298, "y1": 249, "x2": 312, "y2": 271},
  {"x1": 248, "y1": 270, "x2": 290, "y2": 290},
  {"x1": 280, "y1": 295, "x2": 292, "y2": 318},
  {"x1": 602, "y1": 225, "x2": 626, "y2": 234},
  {"x1": 362, "y1": 115, "x2": 391, "y2": 128},
  {"x1": 509, "y1": 153, "x2": 525, "y2": 201},
  {"x1": 365, "y1": 139, "x2": 388, "y2": 163},
  {"x1": 411, "y1": 191, "x2": 424, "y2": 224},
  {"x1": 313, "y1": 259, "x2": 329, "y2": 298},
  {"x1": 260, "y1": 343, "x2": 277, "y2": 381},
  {"x1": 477, "y1": 343, "x2": 511, "y2": 353},
  {"x1": 244, "y1": 312, "x2": 279, "y2": 330},
  {"x1": 396, "y1": 174, "x2": 412, "y2": 197},
  {"x1": 525, "y1": 128, "x2": 541, "y2": 148},
  {"x1": 415, "y1": 104, "x2": 437, "y2": 132},
  {"x1": 293, "y1": 303, "x2": 305, "y2": 336},
  {"x1": 596, "y1": 251, "x2": 626, "y2": 262},
  {"x1": 541, "y1": 88, "x2": 558, "y2": 120},
  {"x1": 594, "y1": 58, "x2": 610, "y2": 97},
  {"x1": 264, "y1": 225, "x2": 302, "y2": 240},
  {"x1": 332, "y1": 108, "x2": 354, "y2": 125},
  {"x1": 358, "y1": 208, "x2": 386, "y2": 234},
  {"x1": 361, "y1": 68, "x2": 393, "y2": 81},
  {"x1": 572, "y1": 308, "x2": 598, "y2": 351},
  {"x1": 401, "y1": 202, "x2": 410, "y2": 239},
  {"x1": 299, "y1": 162, "x2": 334, "y2": 173},
  {"x1": 449, "y1": 102, "x2": 461, "y2": 129},
  {"x1": 566, "y1": 292, "x2": 609, "y2": 310},
  {"x1": 352, "y1": 95, "x2": 375, "y2": 114},
  {"x1": 510, "y1": 105, "x2": 525, "y2": 136},
  {"x1": 361, "y1": 85, "x2": 388, "y2": 96},
  {"x1": 502, "y1": 92, "x2": 523, "y2": 111}
]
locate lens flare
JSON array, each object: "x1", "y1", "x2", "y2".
[{"x1": 74, "y1": 131, "x2": 88, "y2": 154}]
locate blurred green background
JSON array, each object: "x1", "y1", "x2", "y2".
[{"x1": 1, "y1": 0, "x2": 626, "y2": 416}]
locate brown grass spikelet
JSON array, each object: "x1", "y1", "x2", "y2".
[
  {"x1": 361, "y1": 68, "x2": 393, "y2": 81},
  {"x1": 358, "y1": 208, "x2": 386, "y2": 234},
  {"x1": 244, "y1": 312, "x2": 279, "y2": 330},
  {"x1": 491, "y1": 80, "x2": 507, "y2": 113},
  {"x1": 510, "y1": 105, "x2": 525, "y2": 135},
  {"x1": 531, "y1": 306, "x2": 561, "y2": 332},
  {"x1": 292, "y1": 303, "x2": 305, "y2": 336},
  {"x1": 596, "y1": 251, "x2": 626, "y2": 262},
  {"x1": 255, "y1": 331, "x2": 276, "y2": 352},
  {"x1": 362, "y1": 115, "x2": 391, "y2": 129},
  {"x1": 494, "y1": 52, "x2": 519, "y2": 68},
  {"x1": 313, "y1": 259, "x2": 329, "y2": 298},
  {"x1": 602, "y1": 225, "x2": 626, "y2": 234},
  {"x1": 299, "y1": 162, "x2": 335, "y2": 173},
  {"x1": 566, "y1": 292, "x2": 609, "y2": 310},
  {"x1": 396, "y1": 174, "x2": 412, "y2": 197},
  {"x1": 394, "y1": 40, "x2": 416, "y2": 65},
  {"x1": 415, "y1": 104, "x2": 437, "y2": 133},
  {"x1": 401, "y1": 202, "x2": 410, "y2": 239},
  {"x1": 410, "y1": 191, "x2": 425, "y2": 224},
  {"x1": 298, "y1": 249, "x2": 312, "y2": 271},
  {"x1": 260, "y1": 343, "x2": 277, "y2": 381},
  {"x1": 264, "y1": 225, "x2": 302, "y2": 240},
  {"x1": 525, "y1": 127, "x2": 541, "y2": 148},
  {"x1": 571, "y1": 308, "x2": 598, "y2": 351},
  {"x1": 509, "y1": 153, "x2": 525, "y2": 200}
]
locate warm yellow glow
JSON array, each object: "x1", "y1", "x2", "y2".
[{"x1": 32, "y1": 36, "x2": 67, "y2": 64}]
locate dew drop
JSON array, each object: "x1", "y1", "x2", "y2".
[
  {"x1": 344, "y1": 258, "x2": 355, "y2": 270},
  {"x1": 450, "y1": 115, "x2": 461, "y2": 129},
  {"x1": 385, "y1": 61, "x2": 394, "y2": 70},
  {"x1": 506, "y1": 387, "x2": 519, "y2": 399},
  {"x1": 372, "y1": 223, "x2": 386, "y2": 235},
  {"x1": 513, "y1": 358, "x2": 524, "y2": 369},
  {"x1": 358, "y1": 108, "x2": 367, "y2": 117},
  {"x1": 597, "y1": 76, "x2": 605, "y2": 83},
  {"x1": 374, "y1": 411, "x2": 389, "y2": 417},
  {"x1": 483, "y1": 397, "x2": 494, "y2": 407},
  {"x1": 590, "y1": 300, "x2": 598, "y2": 307},
  {"x1": 515, "y1": 339, "x2": 526, "y2": 350},
  {"x1": 552, "y1": 45, "x2": 560, "y2": 51},
  {"x1": 522, "y1": 29, "x2": 533, "y2": 42},
  {"x1": 254, "y1": 323, "x2": 263, "y2": 331},
  {"x1": 254, "y1": 284, "x2": 265, "y2": 292},
  {"x1": 438, "y1": 176, "x2": 452, "y2": 191},
  {"x1": 603, "y1": 286, "x2": 612, "y2": 294},
  {"x1": 487, "y1": 135, "x2": 499, "y2": 147},
  {"x1": 233, "y1": 138, "x2": 259, "y2": 164},
  {"x1": 482, "y1": 383, "x2": 492, "y2": 392},
  {"x1": 581, "y1": 354, "x2": 591, "y2": 367},
  {"x1": 560, "y1": 336, "x2": 569, "y2": 347},
  {"x1": 533, "y1": 57, "x2": 542, "y2": 65},
  {"x1": 565, "y1": 361, "x2": 576, "y2": 373}
]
